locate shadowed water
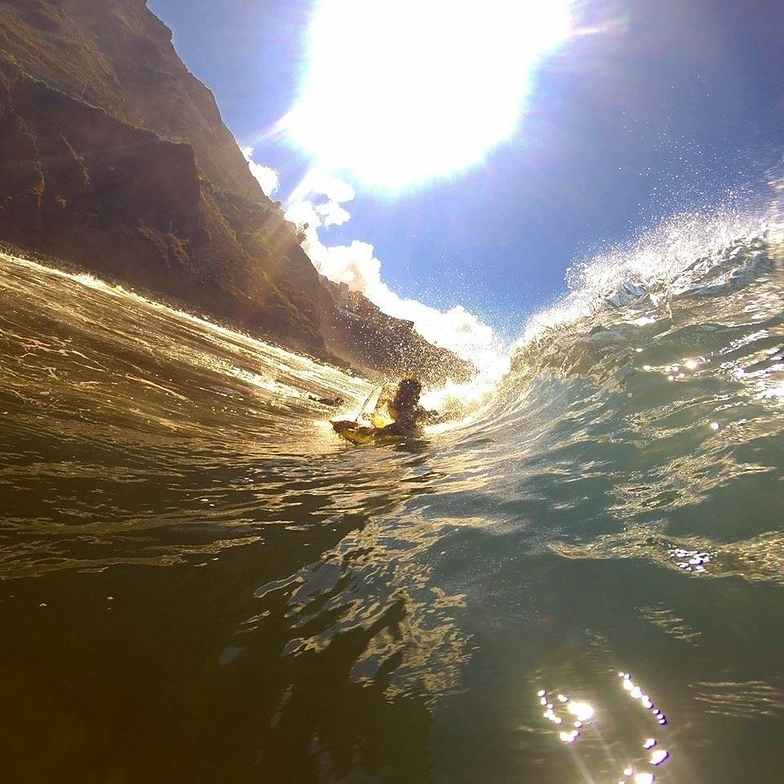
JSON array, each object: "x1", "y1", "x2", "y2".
[{"x1": 1, "y1": 220, "x2": 783, "y2": 783}]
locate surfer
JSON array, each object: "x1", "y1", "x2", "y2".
[
  {"x1": 376, "y1": 377, "x2": 440, "y2": 436},
  {"x1": 331, "y1": 377, "x2": 441, "y2": 441}
]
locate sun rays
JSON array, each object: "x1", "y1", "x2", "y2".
[{"x1": 282, "y1": 0, "x2": 576, "y2": 190}]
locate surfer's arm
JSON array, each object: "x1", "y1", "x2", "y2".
[{"x1": 418, "y1": 407, "x2": 445, "y2": 424}]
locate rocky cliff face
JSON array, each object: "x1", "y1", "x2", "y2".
[{"x1": 0, "y1": 0, "x2": 474, "y2": 383}]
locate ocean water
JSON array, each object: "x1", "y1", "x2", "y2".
[{"x1": 0, "y1": 209, "x2": 782, "y2": 783}]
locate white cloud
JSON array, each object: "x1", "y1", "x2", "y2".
[
  {"x1": 241, "y1": 146, "x2": 280, "y2": 197},
  {"x1": 284, "y1": 177, "x2": 505, "y2": 372},
  {"x1": 287, "y1": 172, "x2": 354, "y2": 227}
]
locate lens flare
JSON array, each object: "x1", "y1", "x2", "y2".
[{"x1": 288, "y1": 0, "x2": 574, "y2": 188}]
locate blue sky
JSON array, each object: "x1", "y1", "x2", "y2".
[{"x1": 148, "y1": 0, "x2": 783, "y2": 353}]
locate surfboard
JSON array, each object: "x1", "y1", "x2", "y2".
[{"x1": 330, "y1": 419, "x2": 403, "y2": 445}]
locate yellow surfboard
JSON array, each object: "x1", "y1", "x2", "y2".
[{"x1": 330, "y1": 419, "x2": 402, "y2": 445}]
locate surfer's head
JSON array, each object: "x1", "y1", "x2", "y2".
[{"x1": 393, "y1": 377, "x2": 421, "y2": 409}]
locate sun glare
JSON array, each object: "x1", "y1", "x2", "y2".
[{"x1": 286, "y1": 0, "x2": 574, "y2": 189}]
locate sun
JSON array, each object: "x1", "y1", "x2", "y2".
[{"x1": 284, "y1": 0, "x2": 574, "y2": 190}]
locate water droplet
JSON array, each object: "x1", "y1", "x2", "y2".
[
  {"x1": 567, "y1": 701, "x2": 595, "y2": 721},
  {"x1": 651, "y1": 749, "x2": 669, "y2": 765}
]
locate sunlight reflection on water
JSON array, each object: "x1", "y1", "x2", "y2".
[{"x1": 1, "y1": 241, "x2": 783, "y2": 782}]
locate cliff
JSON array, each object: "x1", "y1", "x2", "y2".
[{"x1": 0, "y1": 0, "x2": 474, "y2": 384}]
